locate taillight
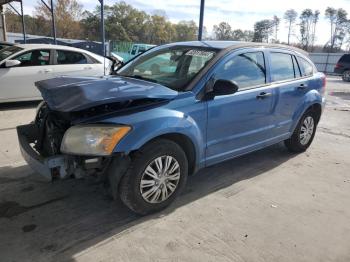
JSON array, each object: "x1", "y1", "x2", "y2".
[{"x1": 335, "y1": 63, "x2": 343, "y2": 68}]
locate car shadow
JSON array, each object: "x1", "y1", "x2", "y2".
[
  {"x1": 0, "y1": 143, "x2": 297, "y2": 262},
  {"x1": 0, "y1": 101, "x2": 40, "y2": 111}
]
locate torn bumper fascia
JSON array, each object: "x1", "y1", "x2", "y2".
[{"x1": 17, "y1": 124, "x2": 71, "y2": 181}]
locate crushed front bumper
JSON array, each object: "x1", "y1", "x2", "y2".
[{"x1": 17, "y1": 124, "x2": 69, "y2": 180}]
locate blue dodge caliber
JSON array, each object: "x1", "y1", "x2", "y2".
[{"x1": 17, "y1": 41, "x2": 326, "y2": 214}]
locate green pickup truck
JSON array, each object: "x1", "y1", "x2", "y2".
[{"x1": 113, "y1": 43, "x2": 156, "y2": 62}]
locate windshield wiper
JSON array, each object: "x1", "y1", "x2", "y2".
[{"x1": 128, "y1": 74, "x2": 159, "y2": 84}]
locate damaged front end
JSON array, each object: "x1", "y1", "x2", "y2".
[
  {"x1": 17, "y1": 102, "x2": 111, "y2": 180},
  {"x1": 17, "y1": 75, "x2": 177, "y2": 181}
]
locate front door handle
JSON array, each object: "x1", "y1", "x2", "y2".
[
  {"x1": 297, "y1": 83, "x2": 308, "y2": 90},
  {"x1": 256, "y1": 92, "x2": 272, "y2": 99}
]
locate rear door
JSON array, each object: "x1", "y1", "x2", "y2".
[
  {"x1": 206, "y1": 49, "x2": 277, "y2": 166},
  {"x1": 0, "y1": 48, "x2": 53, "y2": 101},
  {"x1": 52, "y1": 49, "x2": 102, "y2": 77},
  {"x1": 267, "y1": 51, "x2": 312, "y2": 136}
]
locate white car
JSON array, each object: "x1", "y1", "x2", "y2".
[{"x1": 0, "y1": 44, "x2": 113, "y2": 103}]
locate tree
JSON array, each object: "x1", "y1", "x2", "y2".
[
  {"x1": 272, "y1": 15, "x2": 280, "y2": 42},
  {"x1": 253, "y1": 19, "x2": 273, "y2": 42},
  {"x1": 4, "y1": 10, "x2": 21, "y2": 33},
  {"x1": 146, "y1": 15, "x2": 175, "y2": 44},
  {"x1": 311, "y1": 10, "x2": 320, "y2": 51},
  {"x1": 333, "y1": 9, "x2": 348, "y2": 50},
  {"x1": 284, "y1": 9, "x2": 297, "y2": 45},
  {"x1": 80, "y1": 10, "x2": 100, "y2": 41},
  {"x1": 231, "y1": 29, "x2": 254, "y2": 42},
  {"x1": 325, "y1": 7, "x2": 349, "y2": 51},
  {"x1": 213, "y1": 22, "x2": 233, "y2": 40},
  {"x1": 232, "y1": 29, "x2": 244, "y2": 40},
  {"x1": 325, "y1": 7, "x2": 337, "y2": 50},
  {"x1": 174, "y1": 21, "x2": 197, "y2": 41},
  {"x1": 5, "y1": 9, "x2": 52, "y2": 36},
  {"x1": 345, "y1": 22, "x2": 350, "y2": 51},
  {"x1": 105, "y1": 2, "x2": 150, "y2": 42},
  {"x1": 35, "y1": 0, "x2": 83, "y2": 39},
  {"x1": 242, "y1": 30, "x2": 254, "y2": 42},
  {"x1": 299, "y1": 9, "x2": 319, "y2": 51}
]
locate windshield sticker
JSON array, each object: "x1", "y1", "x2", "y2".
[{"x1": 185, "y1": 50, "x2": 214, "y2": 58}]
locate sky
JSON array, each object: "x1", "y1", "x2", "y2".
[{"x1": 14, "y1": 0, "x2": 350, "y2": 45}]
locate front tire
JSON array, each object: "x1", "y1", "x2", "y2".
[
  {"x1": 119, "y1": 139, "x2": 188, "y2": 215},
  {"x1": 342, "y1": 70, "x2": 350, "y2": 82},
  {"x1": 284, "y1": 110, "x2": 318, "y2": 153}
]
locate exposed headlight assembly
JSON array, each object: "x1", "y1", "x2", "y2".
[{"x1": 61, "y1": 125, "x2": 131, "y2": 156}]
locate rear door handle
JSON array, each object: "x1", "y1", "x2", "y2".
[
  {"x1": 297, "y1": 83, "x2": 308, "y2": 90},
  {"x1": 256, "y1": 92, "x2": 272, "y2": 99},
  {"x1": 84, "y1": 66, "x2": 93, "y2": 70}
]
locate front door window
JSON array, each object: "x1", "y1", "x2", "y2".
[{"x1": 14, "y1": 50, "x2": 50, "y2": 67}]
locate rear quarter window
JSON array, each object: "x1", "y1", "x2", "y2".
[{"x1": 298, "y1": 57, "x2": 314, "y2": 77}]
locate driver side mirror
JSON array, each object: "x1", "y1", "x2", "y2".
[
  {"x1": 211, "y1": 79, "x2": 239, "y2": 97},
  {"x1": 5, "y1": 59, "x2": 21, "y2": 68}
]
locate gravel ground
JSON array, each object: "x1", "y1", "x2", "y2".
[{"x1": 0, "y1": 76, "x2": 349, "y2": 262}]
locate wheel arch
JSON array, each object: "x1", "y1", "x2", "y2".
[
  {"x1": 291, "y1": 101, "x2": 323, "y2": 134},
  {"x1": 307, "y1": 103, "x2": 322, "y2": 124},
  {"x1": 107, "y1": 132, "x2": 198, "y2": 203},
  {"x1": 135, "y1": 133, "x2": 197, "y2": 175}
]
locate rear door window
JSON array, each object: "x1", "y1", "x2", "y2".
[
  {"x1": 270, "y1": 52, "x2": 295, "y2": 81},
  {"x1": 56, "y1": 50, "x2": 87, "y2": 64},
  {"x1": 298, "y1": 57, "x2": 314, "y2": 76},
  {"x1": 215, "y1": 51, "x2": 266, "y2": 89},
  {"x1": 13, "y1": 49, "x2": 50, "y2": 67}
]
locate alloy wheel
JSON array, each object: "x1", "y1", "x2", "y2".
[
  {"x1": 343, "y1": 71, "x2": 350, "y2": 82},
  {"x1": 300, "y1": 116, "x2": 315, "y2": 145},
  {"x1": 140, "y1": 155, "x2": 181, "y2": 204}
]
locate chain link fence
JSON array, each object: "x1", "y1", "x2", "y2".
[{"x1": 309, "y1": 53, "x2": 346, "y2": 74}]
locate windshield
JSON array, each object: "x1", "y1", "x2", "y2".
[
  {"x1": 0, "y1": 46, "x2": 23, "y2": 62},
  {"x1": 118, "y1": 46, "x2": 218, "y2": 91},
  {"x1": 0, "y1": 44, "x2": 12, "y2": 51}
]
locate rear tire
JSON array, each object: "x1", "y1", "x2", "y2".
[
  {"x1": 119, "y1": 139, "x2": 188, "y2": 215},
  {"x1": 342, "y1": 70, "x2": 350, "y2": 82},
  {"x1": 284, "y1": 110, "x2": 318, "y2": 153}
]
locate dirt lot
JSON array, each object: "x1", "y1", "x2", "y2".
[{"x1": 0, "y1": 76, "x2": 349, "y2": 262}]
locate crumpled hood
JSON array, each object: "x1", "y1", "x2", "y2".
[{"x1": 35, "y1": 76, "x2": 178, "y2": 112}]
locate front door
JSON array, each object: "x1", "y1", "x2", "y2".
[
  {"x1": 206, "y1": 50, "x2": 276, "y2": 166},
  {"x1": 0, "y1": 49, "x2": 53, "y2": 101}
]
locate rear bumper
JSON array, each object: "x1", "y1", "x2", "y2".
[
  {"x1": 17, "y1": 124, "x2": 67, "y2": 180},
  {"x1": 334, "y1": 68, "x2": 344, "y2": 75}
]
